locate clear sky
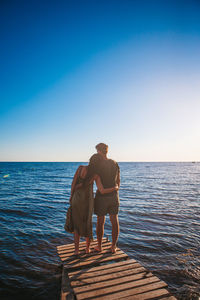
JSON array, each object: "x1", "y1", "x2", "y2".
[{"x1": 1, "y1": 0, "x2": 200, "y2": 162}]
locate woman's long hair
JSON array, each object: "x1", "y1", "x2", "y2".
[{"x1": 82, "y1": 154, "x2": 102, "y2": 187}]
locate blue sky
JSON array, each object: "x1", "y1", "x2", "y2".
[{"x1": 1, "y1": 0, "x2": 200, "y2": 161}]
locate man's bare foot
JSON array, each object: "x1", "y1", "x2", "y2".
[{"x1": 111, "y1": 246, "x2": 117, "y2": 254}]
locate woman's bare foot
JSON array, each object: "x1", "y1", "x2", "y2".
[
  {"x1": 85, "y1": 248, "x2": 90, "y2": 254},
  {"x1": 93, "y1": 246, "x2": 102, "y2": 253}
]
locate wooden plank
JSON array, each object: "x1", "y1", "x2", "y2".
[
  {"x1": 61, "y1": 251, "x2": 127, "y2": 265},
  {"x1": 69, "y1": 264, "x2": 145, "y2": 281},
  {"x1": 68, "y1": 259, "x2": 137, "y2": 276},
  {"x1": 120, "y1": 288, "x2": 171, "y2": 300},
  {"x1": 58, "y1": 244, "x2": 112, "y2": 256},
  {"x1": 74, "y1": 274, "x2": 159, "y2": 293},
  {"x1": 61, "y1": 291, "x2": 75, "y2": 300},
  {"x1": 58, "y1": 239, "x2": 110, "y2": 250},
  {"x1": 76, "y1": 280, "x2": 167, "y2": 300},
  {"x1": 59, "y1": 245, "x2": 121, "y2": 259},
  {"x1": 74, "y1": 276, "x2": 164, "y2": 298},
  {"x1": 62, "y1": 253, "x2": 129, "y2": 271},
  {"x1": 57, "y1": 238, "x2": 107, "y2": 250},
  {"x1": 71, "y1": 270, "x2": 153, "y2": 287},
  {"x1": 59, "y1": 247, "x2": 124, "y2": 260},
  {"x1": 60, "y1": 249, "x2": 128, "y2": 264},
  {"x1": 60, "y1": 266, "x2": 74, "y2": 300},
  {"x1": 62, "y1": 253, "x2": 128, "y2": 266},
  {"x1": 57, "y1": 241, "x2": 112, "y2": 255}
]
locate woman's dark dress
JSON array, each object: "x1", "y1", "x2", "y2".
[{"x1": 65, "y1": 170, "x2": 94, "y2": 239}]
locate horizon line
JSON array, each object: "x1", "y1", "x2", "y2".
[{"x1": 0, "y1": 161, "x2": 199, "y2": 163}]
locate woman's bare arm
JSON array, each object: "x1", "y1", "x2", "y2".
[
  {"x1": 69, "y1": 166, "x2": 81, "y2": 202},
  {"x1": 95, "y1": 175, "x2": 118, "y2": 194},
  {"x1": 116, "y1": 168, "x2": 120, "y2": 188}
]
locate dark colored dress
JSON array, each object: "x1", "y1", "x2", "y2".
[{"x1": 65, "y1": 171, "x2": 94, "y2": 239}]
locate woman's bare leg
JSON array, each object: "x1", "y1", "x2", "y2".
[
  {"x1": 85, "y1": 237, "x2": 91, "y2": 253},
  {"x1": 74, "y1": 230, "x2": 80, "y2": 255}
]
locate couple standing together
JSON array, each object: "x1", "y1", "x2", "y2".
[{"x1": 65, "y1": 143, "x2": 120, "y2": 255}]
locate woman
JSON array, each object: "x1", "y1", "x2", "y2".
[{"x1": 65, "y1": 154, "x2": 118, "y2": 255}]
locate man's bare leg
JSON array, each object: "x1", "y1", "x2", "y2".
[
  {"x1": 109, "y1": 214, "x2": 119, "y2": 253},
  {"x1": 95, "y1": 215, "x2": 105, "y2": 252}
]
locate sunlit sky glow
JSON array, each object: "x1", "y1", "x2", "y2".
[{"x1": 1, "y1": 0, "x2": 200, "y2": 161}]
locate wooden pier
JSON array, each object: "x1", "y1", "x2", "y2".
[{"x1": 57, "y1": 238, "x2": 177, "y2": 300}]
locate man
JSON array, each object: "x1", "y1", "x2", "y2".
[{"x1": 94, "y1": 143, "x2": 120, "y2": 253}]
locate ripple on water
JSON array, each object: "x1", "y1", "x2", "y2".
[{"x1": 0, "y1": 162, "x2": 200, "y2": 299}]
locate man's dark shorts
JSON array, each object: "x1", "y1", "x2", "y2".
[{"x1": 94, "y1": 193, "x2": 119, "y2": 216}]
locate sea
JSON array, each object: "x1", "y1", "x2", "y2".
[{"x1": 0, "y1": 162, "x2": 199, "y2": 300}]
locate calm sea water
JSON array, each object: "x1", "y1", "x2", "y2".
[{"x1": 0, "y1": 162, "x2": 199, "y2": 299}]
